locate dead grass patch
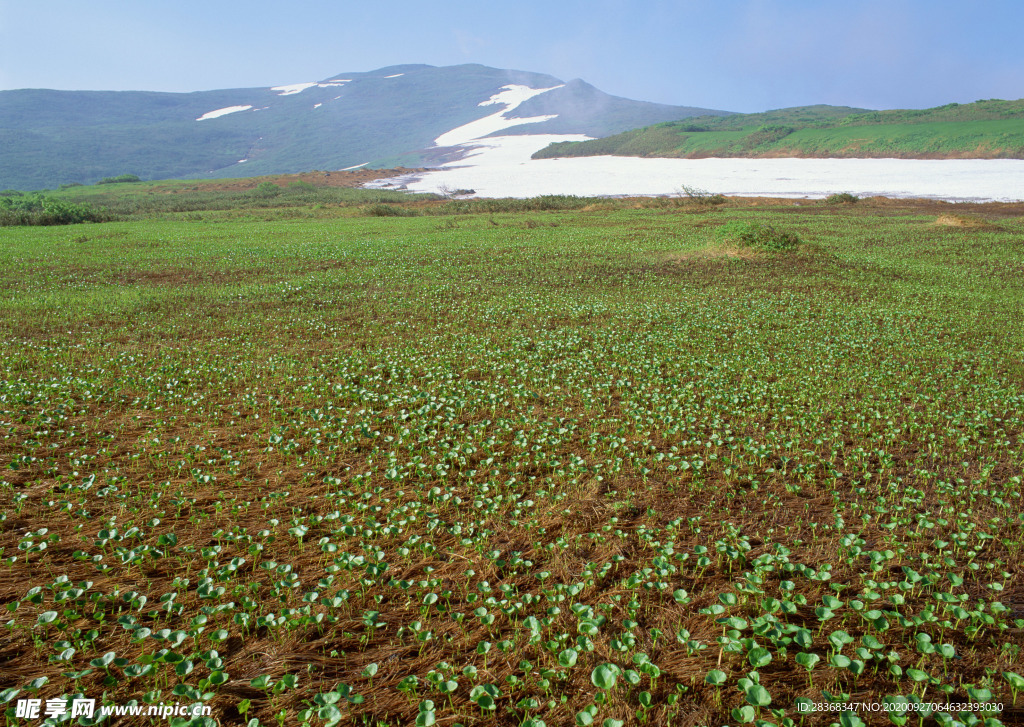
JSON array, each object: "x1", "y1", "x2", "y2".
[
  {"x1": 934, "y1": 213, "x2": 1002, "y2": 230},
  {"x1": 662, "y1": 244, "x2": 760, "y2": 263}
]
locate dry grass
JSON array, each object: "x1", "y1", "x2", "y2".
[
  {"x1": 661, "y1": 244, "x2": 761, "y2": 263},
  {"x1": 934, "y1": 213, "x2": 1002, "y2": 230}
]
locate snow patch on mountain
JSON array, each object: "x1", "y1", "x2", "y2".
[
  {"x1": 196, "y1": 105, "x2": 253, "y2": 121},
  {"x1": 272, "y1": 83, "x2": 318, "y2": 96},
  {"x1": 370, "y1": 84, "x2": 592, "y2": 197},
  {"x1": 271, "y1": 80, "x2": 349, "y2": 96},
  {"x1": 434, "y1": 84, "x2": 564, "y2": 147}
]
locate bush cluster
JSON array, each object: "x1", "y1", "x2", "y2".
[
  {"x1": 361, "y1": 203, "x2": 419, "y2": 217},
  {"x1": 0, "y1": 195, "x2": 116, "y2": 226},
  {"x1": 715, "y1": 220, "x2": 802, "y2": 251},
  {"x1": 681, "y1": 185, "x2": 726, "y2": 205},
  {"x1": 254, "y1": 181, "x2": 282, "y2": 198},
  {"x1": 744, "y1": 124, "x2": 795, "y2": 149},
  {"x1": 96, "y1": 174, "x2": 142, "y2": 185},
  {"x1": 437, "y1": 195, "x2": 590, "y2": 215}
]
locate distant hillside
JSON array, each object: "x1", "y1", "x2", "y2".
[
  {"x1": 0, "y1": 64, "x2": 728, "y2": 190},
  {"x1": 532, "y1": 100, "x2": 1024, "y2": 160},
  {"x1": 489, "y1": 79, "x2": 730, "y2": 138}
]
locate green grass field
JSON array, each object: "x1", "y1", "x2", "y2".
[{"x1": 2, "y1": 194, "x2": 1023, "y2": 726}]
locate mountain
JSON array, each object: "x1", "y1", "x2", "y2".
[
  {"x1": 532, "y1": 100, "x2": 1024, "y2": 161},
  {"x1": 0, "y1": 64, "x2": 729, "y2": 190}
]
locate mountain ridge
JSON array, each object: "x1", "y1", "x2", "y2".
[{"x1": 0, "y1": 63, "x2": 730, "y2": 190}]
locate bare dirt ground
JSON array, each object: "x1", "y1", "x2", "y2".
[
  {"x1": 725, "y1": 195, "x2": 1024, "y2": 219},
  {"x1": 161, "y1": 168, "x2": 427, "y2": 192}
]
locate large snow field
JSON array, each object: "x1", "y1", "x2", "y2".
[{"x1": 393, "y1": 141, "x2": 1024, "y2": 202}]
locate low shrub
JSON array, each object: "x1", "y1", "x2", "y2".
[
  {"x1": 744, "y1": 124, "x2": 795, "y2": 149},
  {"x1": 96, "y1": 174, "x2": 141, "y2": 185},
  {"x1": 254, "y1": 181, "x2": 281, "y2": 198},
  {"x1": 824, "y1": 192, "x2": 859, "y2": 204},
  {"x1": 715, "y1": 220, "x2": 802, "y2": 251},
  {"x1": 435, "y1": 195, "x2": 591, "y2": 215},
  {"x1": 360, "y1": 203, "x2": 419, "y2": 217},
  {"x1": 681, "y1": 185, "x2": 726, "y2": 205},
  {"x1": 0, "y1": 196, "x2": 117, "y2": 226}
]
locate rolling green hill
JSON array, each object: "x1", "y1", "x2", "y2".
[{"x1": 532, "y1": 99, "x2": 1024, "y2": 160}]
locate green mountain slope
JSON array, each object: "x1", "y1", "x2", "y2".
[
  {"x1": 0, "y1": 64, "x2": 728, "y2": 190},
  {"x1": 532, "y1": 100, "x2": 1024, "y2": 160}
]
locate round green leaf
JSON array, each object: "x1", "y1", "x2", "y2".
[
  {"x1": 796, "y1": 652, "x2": 820, "y2": 671},
  {"x1": 705, "y1": 669, "x2": 727, "y2": 686},
  {"x1": 748, "y1": 647, "x2": 771, "y2": 668},
  {"x1": 731, "y1": 705, "x2": 756, "y2": 723},
  {"x1": 591, "y1": 664, "x2": 619, "y2": 691},
  {"x1": 744, "y1": 684, "x2": 772, "y2": 707},
  {"x1": 37, "y1": 611, "x2": 59, "y2": 625}
]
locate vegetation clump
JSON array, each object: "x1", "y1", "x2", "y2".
[
  {"x1": 715, "y1": 219, "x2": 803, "y2": 251},
  {"x1": 0, "y1": 195, "x2": 115, "y2": 226},
  {"x1": 681, "y1": 185, "x2": 726, "y2": 206},
  {"x1": 254, "y1": 181, "x2": 281, "y2": 196},
  {"x1": 360, "y1": 202, "x2": 420, "y2": 217},
  {"x1": 438, "y1": 194, "x2": 591, "y2": 214},
  {"x1": 824, "y1": 192, "x2": 859, "y2": 204},
  {"x1": 96, "y1": 173, "x2": 141, "y2": 185}
]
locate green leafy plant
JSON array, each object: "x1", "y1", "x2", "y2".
[
  {"x1": 715, "y1": 220, "x2": 802, "y2": 251},
  {"x1": 824, "y1": 192, "x2": 859, "y2": 204}
]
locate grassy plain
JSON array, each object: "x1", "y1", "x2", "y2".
[{"x1": 1, "y1": 192, "x2": 1023, "y2": 727}]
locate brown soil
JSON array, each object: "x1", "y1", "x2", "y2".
[
  {"x1": 736, "y1": 195, "x2": 1024, "y2": 220},
  {"x1": 157, "y1": 168, "x2": 425, "y2": 193}
]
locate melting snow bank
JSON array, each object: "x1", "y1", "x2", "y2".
[
  {"x1": 270, "y1": 80, "x2": 348, "y2": 95},
  {"x1": 434, "y1": 84, "x2": 565, "y2": 146},
  {"x1": 196, "y1": 105, "x2": 252, "y2": 121},
  {"x1": 384, "y1": 146, "x2": 1024, "y2": 202}
]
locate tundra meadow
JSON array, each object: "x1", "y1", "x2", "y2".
[{"x1": 1, "y1": 185, "x2": 1023, "y2": 727}]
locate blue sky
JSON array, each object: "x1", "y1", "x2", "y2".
[{"x1": 1, "y1": 0, "x2": 1022, "y2": 112}]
